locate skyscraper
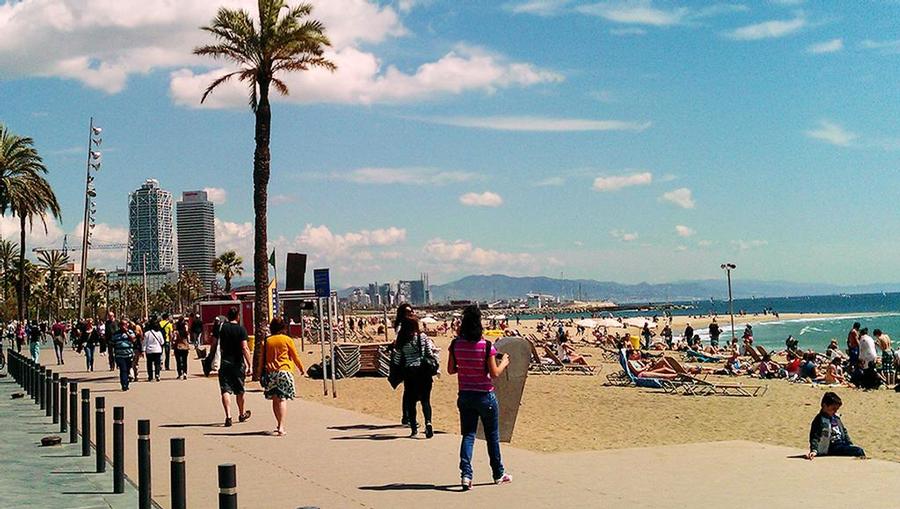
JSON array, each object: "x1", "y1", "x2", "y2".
[
  {"x1": 176, "y1": 190, "x2": 216, "y2": 291},
  {"x1": 129, "y1": 179, "x2": 175, "y2": 273}
]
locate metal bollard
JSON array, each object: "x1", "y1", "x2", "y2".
[
  {"x1": 60, "y1": 377, "x2": 68, "y2": 433},
  {"x1": 96, "y1": 397, "x2": 106, "y2": 473},
  {"x1": 170, "y1": 437, "x2": 186, "y2": 509},
  {"x1": 113, "y1": 407, "x2": 125, "y2": 494},
  {"x1": 51, "y1": 373, "x2": 59, "y2": 422},
  {"x1": 38, "y1": 367, "x2": 45, "y2": 409},
  {"x1": 81, "y1": 388, "x2": 91, "y2": 457},
  {"x1": 26, "y1": 360, "x2": 32, "y2": 397},
  {"x1": 69, "y1": 381, "x2": 78, "y2": 444},
  {"x1": 218, "y1": 463, "x2": 237, "y2": 509},
  {"x1": 45, "y1": 370, "x2": 53, "y2": 417},
  {"x1": 137, "y1": 419, "x2": 152, "y2": 509}
]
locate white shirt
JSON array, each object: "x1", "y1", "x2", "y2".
[
  {"x1": 859, "y1": 334, "x2": 877, "y2": 366},
  {"x1": 143, "y1": 330, "x2": 165, "y2": 354}
]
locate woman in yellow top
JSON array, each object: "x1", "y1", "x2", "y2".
[{"x1": 261, "y1": 317, "x2": 304, "y2": 436}]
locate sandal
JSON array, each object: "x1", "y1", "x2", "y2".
[{"x1": 238, "y1": 411, "x2": 251, "y2": 423}]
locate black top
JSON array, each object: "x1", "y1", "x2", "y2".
[{"x1": 218, "y1": 322, "x2": 247, "y2": 365}]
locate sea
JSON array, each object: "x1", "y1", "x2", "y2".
[{"x1": 522, "y1": 292, "x2": 900, "y2": 352}]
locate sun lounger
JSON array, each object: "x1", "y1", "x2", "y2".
[
  {"x1": 542, "y1": 346, "x2": 598, "y2": 375},
  {"x1": 685, "y1": 349, "x2": 723, "y2": 363},
  {"x1": 745, "y1": 347, "x2": 763, "y2": 362},
  {"x1": 525, "y1": 338, "x2": 561, "y2": 374},
  {"x1": 616, "y1": 349, "x2": 665, "y2": 389}
]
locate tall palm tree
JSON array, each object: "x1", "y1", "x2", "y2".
[
  {"x1": 212, "y1": 250, "x2": 244, "y2": 293},
  {"x1": 83, "y1": 268, "x2": 106, "y2": 319},
  {"x1": 196, "y1": 0, "x2": 335, "y2": 375},
  {"x1": 0, "y1": 239, "x2": 19, "y2": 302},
  {"x1": 37, "y1": 250, "x2": 71, "y2": 320},
  {"x1": 0, "y1": 125, "x2": 62, "y2": 322}
]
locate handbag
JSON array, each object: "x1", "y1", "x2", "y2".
[{"x1": 419, "y1": 334, "x2": 440, "y2": 376}]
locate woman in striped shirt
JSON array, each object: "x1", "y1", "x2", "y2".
[
  {"x1": 447, "y1": 305, "x2": 512, "y2": 491},
  {"x1": 392, "y1": 312, "x2": 437, "y2": 438}
]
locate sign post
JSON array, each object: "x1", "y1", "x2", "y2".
[
  {"x1": 328, "y1": 294, "x2": 337, "y2": 398},
  {"x1": 314, "y1": 269, "x2": 330, "y2": 396}
]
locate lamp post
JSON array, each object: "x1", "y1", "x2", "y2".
[
  {"x1": 721, "y1": 263, "x2": 736, "y2": 342},
  {"x1": 79, "y1": 118, "x2": 103, "y2": 319}
]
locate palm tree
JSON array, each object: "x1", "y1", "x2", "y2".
[
  {"x1": 0, "y1": 239, "x2": 19, "y2": 302},
  {"x1": 195, "y1": 0, "x2": 335, "y2": 375},
  {"x1": 0, "y1": 125, "x2": 62, "y2": 322},
  {"x1": 83, "y1": 268, "x2": 106, "y2": 319},
  {"x1": 212, "y1": 250, "x2": 244, "y2": 293},
  {"x1": 37, "y1": 250, "x2": 71, "y2": 320}
]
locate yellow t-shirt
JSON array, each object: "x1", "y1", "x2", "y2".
[{"x1": 262, "y1": 334, "x2": 304, "y2": 374}]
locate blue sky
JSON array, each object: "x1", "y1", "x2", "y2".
[{"x1": 1, "y1": 0, "x2": 899, "y2": 287}]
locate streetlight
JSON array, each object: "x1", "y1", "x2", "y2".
[
  {"x1": 79, "y1": 117, "x2": 103, "y2": 319},
  {"x1": 721, "y1": 263, "x2": 737, "y2": 342}
]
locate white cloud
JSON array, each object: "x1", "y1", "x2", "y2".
[
  {"x1": 0, "y1": 0, "x2": 405, "y2": 94},
  {"x1": 419, "y1": 116, "x2": 649, "y2": 132},
  {"x1": 610, "y1": 229, "x2": 639, "y2": 242},
  {"x1": 309, "y1": 167, "x2": 478, "y2": 185},
  {"x1": 534, "y1": 176, "x2": 566, "y2": 187},
  {"x1": 592, "y1": 171, "x2": 653, "y2": 192},
  {"x1": 805, "y1": 120, "x2": 857, "y2": 147},
  {"x1": 171, "y1": 44, "x2": 563, "y2": 107},
  {"x1": 0, "y1": 216, "x2": 128, "y2": 268},
  {"x1": 423, "y1": 238, "x2": 545, "y2": 272},
  {"x1": 295, "y1": 224, "x2": 406, "y2": 258},
  {"x1": 215, "y1": 218, "x2": 254, "y2": 262},
  {"x1": 203, "y1": 187, "x2": 226, "y2": 205},
  {"x1": 459, "y1": 192, "x2": 504, "y2": 207},
  {"x1": 726, "y1": 17, "x2": 806, "y2": 40},
  {"x1": 732, "y1": 239, "x2": 768, "y2": 251},
  {"x1": 270, "y1": 194, "x2": 295, "y2": 205},
  {"x1": 661, "y1": 188, "x2": 695, "y2": 209},
  {"x1": 610, "y1": 27, "x2": 647, "y2": 36},
  {"x1": 807, "y1": 38, "x2": 843, "y2": 54},
  {"x1": 675, "y1": 225, "x2": 695, "y2": 237},
  {"x1": 576, "y1": 1, "x2": 689, "y2": 26},
  {"x1": 506, "y1": 0, "x2": 571, "y2": 16},
  {"x1": 860, "y1": 39, "x2": 900, "y2": 54}
]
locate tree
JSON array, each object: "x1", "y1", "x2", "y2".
[
  {"x1": 196, "y1": 0, "x2": 335, "y2": 377},
  {"x1": 83, "y1": 268, "x2": 106, "y2": 319},
  {"x1": 212, "y1": 250, "x2": 244, "y2": 293},
  {"x1": 0, "y1": 239, "x2": 19, "y2": 303},
  {"x1": 0, "y1": 125, "x2": 62, "y2": 322},
  {"x1": 37, "y1": 250, "x2": 71, "y2": 320},
  {"x1": 178, "y1": 270, "x2": 205, "y2": 311}
]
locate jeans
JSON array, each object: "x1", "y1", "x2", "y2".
[
  {"x1": 826, "y1": 443, "x2": 866, "y2": 457},
  {"x1": 163, "y1": 343, "x2": 171, "y2": 370},
  {"x1": 174, "y1": 349, "x2": 189, "y2": 377},
  {"x1": 85, "y1": 345, "x2": 95, "y2": 371},
  {"x1": 29, "y1": 341, "x2": 40, "y2": 362},
  {"x1": 457, "y1": 390, "x2": 504, "y2": 480},
  {"x1": 115, "y1": 357, "x2": 133, "y2": 390},
  {"x1": 146, "y1": 353, "x2": 162, "y2": 380},
  {"x1": 402, "y1": 368, "x2": 433, "y2": 428},
  {"x1": 53, "y1": 340, "x2": 64, "y2": 364}
]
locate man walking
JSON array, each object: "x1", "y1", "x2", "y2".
[
  {"x1": 210, "y1": 307, "x2": 252, "y2": 427},
  {"x1": 160, "y1": 312, "x2": 174, "y2": 371}
]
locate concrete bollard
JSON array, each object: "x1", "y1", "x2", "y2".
[
  {"x1": 45, "y1": 370, "x2": 53, "y2": 417},
  {"x1": 96, "y1": 397, "x2": 106, "y2": 473},
  {"x1": 113, "y1": 407, "x2": 125, "y2": 494},
  {"x1": 52, "y1": 373, "x2": 60, "y2": 423}
]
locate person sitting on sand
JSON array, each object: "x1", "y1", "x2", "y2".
[
  {"x1": 785, "y1": 352, "x2": 802, "y2": 379},
  {"x1": 785, "y1": 335, "x2": 800, "y2": 355},
  {"x1": 754, "y1": 354, "x2": 782, "y2": 379},
  {"x1": 806, "y1": 392, "x2": 866, "y2": 460},
  {"x1": 799, "y1": 352, "x2": 819, "y2": 380},
  {"x1": 825, "y1": 339, "x2": 844, "y2": 362},
  {"x1": 823, "y1": 358, "x2": 846, "y2": 385}
]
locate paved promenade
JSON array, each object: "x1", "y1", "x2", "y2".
[{"x1": 17, "y1": 353, "x2": 899, "y2": 508}]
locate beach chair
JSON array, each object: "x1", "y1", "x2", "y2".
[
  {"x1": 525, "y1": 338, "x2": 561, "y2": 375},
  {"x1": 685, "y1": 382, "x2": 768, "y2": 397},
  {"x1": 541, "y1": 346, "x2": 598, "y2": 375},
  {"x1": 745, "y1": 346, "x2": 763, "y2": 363},
  {"x1": 756, "y1": 345, "x2": 771, "y2": 358},
  {"x1": 616, "y1": 349, "x2": 665, "y2": 389},
  {"x1": 685, "y1": 349, "x2": 724, "y2": 363}
]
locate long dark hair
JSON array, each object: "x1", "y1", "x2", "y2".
[
  {"x1": 458, "y1": 305, "x2": 483, "y2": 342},
  {"x1": 393, "y1": 303, "x2": 412, "y2": 330},
  {"x1": 396, "y1": 316, "x2": 419, "y2": 347}
]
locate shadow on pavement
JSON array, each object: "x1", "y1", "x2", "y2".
[
  {"x1": 204, "y1": 431, "x2": 272, "y2": 437},
  {"x1": 62, "y1": 490, "x2": 117, "y2": 495},
  {"x1": 359, "y1": 482, "x2": 491, "y2": 493},
  {"x1": 328, "y1": 423, "x2": 406, "y2": 431},
  {"x1": 160, "y1": 422, "x2": 222, "y2": 428},
  {"x1": 331, "y1": 433, "x2": 405, "y2": 441}
]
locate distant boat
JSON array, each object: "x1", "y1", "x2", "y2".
[{"x1": 840, "y1": 293, "x2": 851, "y2": 298}]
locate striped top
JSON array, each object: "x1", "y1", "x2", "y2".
[{"x1": 453, "y1": 338, "x2": 496, "y2": 393}]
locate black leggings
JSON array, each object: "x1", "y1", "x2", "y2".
[
  {"x1": 402, "y1": 368, "x2": 433, "y2": 427},
  {"x1": 174, "y1": 349, "x2": 189, "y2": 377}
]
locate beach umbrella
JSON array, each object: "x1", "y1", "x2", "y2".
[
  {"x1": 624, "y1": 317, "x2": 650, "y2": 328},
  {"x1": 599, "y1": 318, "x2": 622, "y2": 328},
  {"x1": 576, "y1": 318, "x2": 598, "y2": 328},
  {"x1": 420, "y1": 316, "x2": 438, "y2": 325}
]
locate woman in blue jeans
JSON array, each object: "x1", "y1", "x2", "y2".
[{"x1": 447, "y1": 305, "x2": 511, "y2": 491}]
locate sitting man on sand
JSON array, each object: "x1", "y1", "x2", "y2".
[{"x1": 806, "y1": 392, "x2": 866, "y2": 460}]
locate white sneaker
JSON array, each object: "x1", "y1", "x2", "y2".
[
  {"x1": 461, "y1": 477, "x2": 473, "y2": 491},
  {"x1": 494, "y1": 473, "x2": 512, "y2": 485}
]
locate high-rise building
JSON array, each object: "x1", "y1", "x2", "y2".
[
  {"x1": 398, "y1": 279, "x2": 426, "y2": 306},
  {"x1": 176, "y1": 190, "x2": 216, "y2": 291},
  {"x1": 129, "y1": 179, "x2": 175, "y2": 273}
]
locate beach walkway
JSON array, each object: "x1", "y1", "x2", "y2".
[{"x1": 13, "y1": 355, "x2": 898, "y2": 509}]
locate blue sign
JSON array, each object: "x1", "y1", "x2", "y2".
[{"x1": 314, "y1": 268, "x2": 330, "y2": 298}]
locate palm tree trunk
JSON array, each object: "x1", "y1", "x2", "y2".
[
  {"x1": 224, "y1": 275, "x2": 232, "y2": 293},
  {"x1": 17, "y1": 214, "x2": 26, "y2": 322},
  {"x1": 251, "y1": 78, "x2": 272, "y2": 381}
]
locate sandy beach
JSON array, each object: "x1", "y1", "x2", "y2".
[{"x1": 295, "y1": 313, "x2": 900, "y2": 462}]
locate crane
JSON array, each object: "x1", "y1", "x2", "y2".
[{"x1": 32, "y1": 234, "x2": 127, "y2": 254}]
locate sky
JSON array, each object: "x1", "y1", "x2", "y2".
[{"x1": 1, "y1": 0, "x2": 900, "y2": 288}]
